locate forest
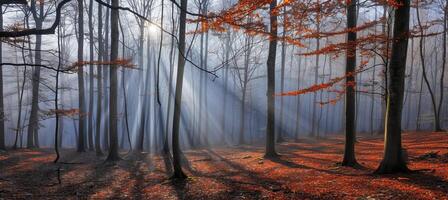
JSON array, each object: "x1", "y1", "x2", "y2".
[{"x1": 0, "y1": 0, "x2": 447, "y2": 199}]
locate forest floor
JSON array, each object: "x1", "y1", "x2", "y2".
[{"x1": 1, "y1": 132, "x2": 447, "y2": 200}]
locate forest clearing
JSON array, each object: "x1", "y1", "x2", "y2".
[{"x1": 1, "y1": 132, "x2": 447, "y2": 199}]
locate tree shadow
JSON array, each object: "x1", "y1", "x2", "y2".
[{"x1": 397, "y1": 170, "x2": 448, "y2": 195}]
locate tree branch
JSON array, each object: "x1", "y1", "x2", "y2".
[{"x1": 0, "y1": 0, "x2": 72, "y2": 37}]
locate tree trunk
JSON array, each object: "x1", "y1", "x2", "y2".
[
  {"x1": 277, "y1": 7, "x2": 287, "y2": 143},
  {"x1": 95, "y1": 0, "x2": 104, "y2": 156},
  {"x1": 295, "y1": 52, "x2": 302, "y2": 141},
  {"x1": 106, "y1": 0, "x2": 120, "y2": 161},
  {"x1": 311, "y1": 20, "x2": 321, "y2": 138},
  {"x1": 438, "y1": 2, "x2": 447, "y2": 130},
  {"x1": 0, "y1": 10, "x2": 4, "y2": 150},
  {"x1": 87, "y1": 0, "x2": 94, "y2": 151},
  {"x1": 264, "y1": 0, "x2": 278, "y2": 158},
  {"x1": 28, "y1": 1, "x2": 44, "y2": 148},
  {"x1": 171, "y1": 0, "x2": 188, "y2": 179},
  {"x1": 221, "y1": 31, "x2": 231, "y2": 144},
  {"x1": 77, "y1": 0, "x2": 86, "y2": 152},
  {"x1": 376, "y1": 0, "x2": 410, "y2": 174},
  {"x1": 163, "y1": 3, "x2": 176, "y2": 154},
  {"x1": 103, "y1": 0, "x2": 110, "y2": 150},
  {"x1": 342, "y1": 0, "x2": 359, "y2": 167},
  {"x1": 416, "y1": 2, "x2": 443, "y2": 132}
]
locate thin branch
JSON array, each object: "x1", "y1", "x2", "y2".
[{"x1": 0, "y1": 0, "x2": 72, "y2": 37}]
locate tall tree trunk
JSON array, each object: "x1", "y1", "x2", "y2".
[
  {"x1": 106, "y1": 0, "x2": 120, "y2": 161},
  {"x1": 416, "y1": 2, "x2": 443, "y2": 132},
  {"x1": 171, "y1": 0, "x2": 188, "y2": 179},
  {"x1": 370, "y1": 7, "x2": 378, "y2": 135},
  {"x1": 264, "y1": 0, "x2": 278, "y2": 158},
  {"x1": 277, "y1": 6, "x2": 287, "y2": 143},
  {"x1": 0, "y1": 10, "x2": 4, "y2": 150},
  {"x1": 376, "y1": 0, "x2": 410, "y2": 174},
  {"x1": 87, "y1": 0, "x2": 94, "y2": 151},
  {"x1": 438, "y1": 2, "x2": 447, "y2": 130},
  {"x1": 405, "y1": 38, "x2": 414, "y2": 130},
  {"x1": 203, "y1": 19, "x2": 209, "y2": 146},
  {"x1": 28, "y1": 0, "x2": 44, "y2": 148},
  {"x1": 295, "y1": 52, "x2": 302, "y2": 141},
  {"x1": 77, "y1": 0, "x2": 86, "y2": 152},
  {"x1": 95, "y1": 0, "x2": 104, "y2": 156},
  {"x1": 220, "y1": 31, "x2": 231, "y2": 144},
  {"x1": 239, "y1": 34, "x2": 251, "y2": 145},
  {"x1": 54, "y1": 24, "x2": 63, "y2": 163},
  {"x1": 342, "y1": 0, "x2": 359, "y2": 167},
  {"x1": 163, "y1": 2, "x2": 176, "y2": 154},
  {"x1": 311, "y1": 18, "x2": 321, "y2": 138},
  {"x1": 156, "y1": 0, "x2": 165, "y2": 154},
  {"x1": 103, "y1": 0, "x2": 110, "y2": 150}
]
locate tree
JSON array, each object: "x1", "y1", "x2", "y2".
[
  {"x1": 0, "y1": 7, "x2": 4, "y2": 150},
  {"x1": 87, "y1": 0, "x2": 95, "y2": 151},
  {"x1": 376, "y1": 0, "x2": 411, "y2": 174},
  {"x1": 342, "y1": 0, "x2": 359, "y2": 167},
  {"x1": 416, "y1": 1, "x2": 443, "y2": 132},
  {"x1": 27, "y1": 0, "x2": 46, "y2": 148},
  {"x1": 76, "y1": 0, "x2": 87, "y2": 152},
  {"x1": 95, "y1": 0, "x2": 104, "y2": 156},
  {"x1": 265, "y1": 0, "x2": 279, "y2": 158},
  {"x1": 106, "y1": 0, "x2": 121, "y2": 161},
  {"x1": 277, "y1": 6, "x2": 287, "y2": 143},
  {"x1": 171, "y1": 0, "x2": 188, "y2": 179}
]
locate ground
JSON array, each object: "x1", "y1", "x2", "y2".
[{"x1": 1, "y1": 132, "x2": 447, "y2": 200}]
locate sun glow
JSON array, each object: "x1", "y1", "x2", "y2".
[{"x1": 147, "y1": 23, "x2": 159, "y2": 36}]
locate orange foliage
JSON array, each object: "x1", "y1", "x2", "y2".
[
  {"x1": 71, "y1": 58, "x2": 135, "y2": 70},
  {"x1": 46, "y1": 108, "x2": 82, "y2": 117}
]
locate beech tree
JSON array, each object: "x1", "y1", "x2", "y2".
[
  {"x1": 76, "y1": 0, "x2": 86, "y2": 152},
  {"x1": 106, "y1": 0, "x2": 120, "y2": 161},
  {"x1": 265, "y1": 0, "x2": 278, "y2": 158},
  {"x1": 342, "y1": 0, "x2": 359, "y2": 167},
  {"x1": 171, "y1": 0, "x2": 188, "y2": 179},
  {"x1": 376, "y1": 0, "x2": 411, "y2": 174},
  {"x1": 0, "y1": 7, "x2": 4, "y2": 150}
]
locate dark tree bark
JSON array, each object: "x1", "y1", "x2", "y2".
[
  {"x1": 342, "y1": 0, "x2": 359, "y2": 167},
  {"x1": 163, "y1": 2, "x2": 177, "y2": 154},
  {"x1": 95, "y1": 0, "x2": 104, "y2": 156},
  {"x1": 106, "y1": 0, "x2": 120, "y2": 161},
  {"x1": 54, "y1": 24, "x2": 63, "y2": 163},
  {"x1": 0, "y1": 9, "x2": 4, "y2": 150},
  {"x1": 171, "y1": 0, "x2": 188, "y2": 179},
  {"x1": 103, "y1": 0, "x2": 110, "y2": 150},
  {"x1": 277, "y1": 6, "x2": 286, "y2": 143},
  {"x1": 27, "y1": 0, "x2": 45, "y2": 149},
  {"x1": 88, "y1": 0, "x2": 95, "y2": 151},
  {"x1": 77, "y1": 0, "x2": 86, "y2": 152},
  {"x1": 438, "y1": 2, "x2": 447, "y2": 130},
  {"x1": 264, "y1": 0, "x2": 278, "y2": 158},
  {"x1": 376, "y1": 0, "x2": 411, "y2": 174}
]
